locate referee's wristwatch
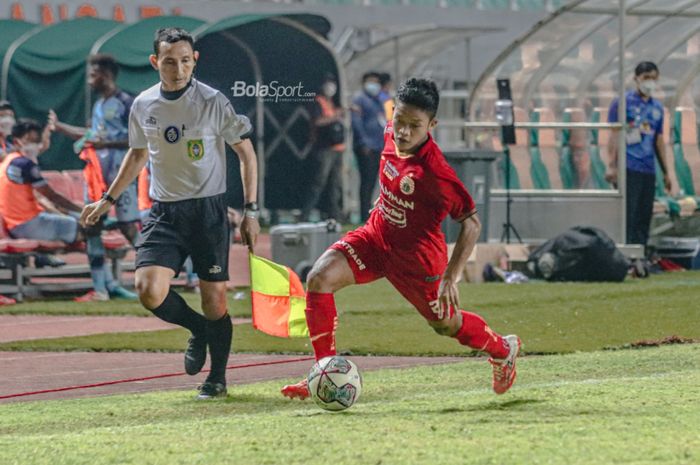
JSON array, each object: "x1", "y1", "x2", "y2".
[
  {"x1": 244, "y1": 202, "x2": 260, "y2": 220},
  {"x1": 101, "y1": 192, "x2": 117, "y2": 205}
]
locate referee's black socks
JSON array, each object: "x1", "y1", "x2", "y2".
[
  {"x1": 152, "y1": 290, "x2": 206, "y2": 336},
  {"x1": 205, "y1": 313, "x2": 232, "y2": 385}
]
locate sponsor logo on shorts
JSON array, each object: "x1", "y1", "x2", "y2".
[
  {"x1": 400, "y1": 175, "x2": 415, "y2": 195},
  {"x1": 209, "y1": 265, "x2": 222, "y2": 274},
  {"x1": 383, "y1": 160, "x2": 399, "y2": 180},
  {"x1": 187, "y1": 139, "x2": 204, "y2": 160},
  {"x1": 337, "y1": 240, "x2": 366, "y2": 271},
  {"x1": 425, "y1": 274, "x2": 441, "y2": 283},
  {"x1": 164, "y1": 126, "x2": 180, "y2": 144}
]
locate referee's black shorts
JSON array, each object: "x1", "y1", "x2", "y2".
[{"x1": 135, "y1": 193, "x2": 230, "y2": 282}]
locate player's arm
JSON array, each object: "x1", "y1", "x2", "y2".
[
  {"x1": 35, "y1": 184, "x2": 82, "y2": 214},
  {"x1": 49, "y1": 109, "x2": 88, "y2": 140},
  {"x1": 80, "y1": 147, "x2": 148, "y2": 226},
  {"x1": 230, "y1": 138, "x2": 260, "y2": 252},
  {"x1": 655, "y1": 132, "x2": 671, "y2": 193},
  {"x1": 439, "y1": 214, "x2": 481, "y2": 312},
  {"x1": 35, "y1": 192, "x2": 62, "y2": 214},
  {"x1": 92, "y1": 139, "x2": 129, "y2": 150}
]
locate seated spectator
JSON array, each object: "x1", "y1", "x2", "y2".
[
  {"x1": 0, "y1": 101, "x2": 16, "y2": 160},
  {"x1": 0, "y1": 119, "x2": 84, "y2": 244}
]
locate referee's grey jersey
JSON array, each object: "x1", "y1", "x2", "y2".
[{"x1": 129, "y1": 79, "x2": 252, "y2": 201}]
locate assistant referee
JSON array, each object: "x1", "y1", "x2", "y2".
[{"x1": 81, "y1": 27, "x2": 260, "y2": 400}]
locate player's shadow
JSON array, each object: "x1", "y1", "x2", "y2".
[{"x1": 438, "y1": 398, "x2": 543, "y2": 414}]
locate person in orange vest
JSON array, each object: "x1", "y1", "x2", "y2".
[
  {"x1": 378, "y1": 72, "x2": 395, "y2": 122},
  {"x1": 50, "y1": 54, "x2": 138, "y2": 302},
  {"x1": 0, "y1": 119, "x2": 85, "y2": 244},
  {"x1": 300, "y1": 74, "x2": 346, "y2": 222}
]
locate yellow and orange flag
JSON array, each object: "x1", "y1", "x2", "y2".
[{"x1": 249, "y1": 253, "x2": 309, "y2": 338}]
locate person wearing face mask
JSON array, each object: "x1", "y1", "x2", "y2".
[
  {"x1": 606, "y1": 61, "x2": 670, "y2": 247},
  {"x1": 0, "y1": 119, "x2": 85, "y2": 247},
  {"x1": 300, "y1": 74, "x2": 346, "y2": 222},
  {"x1": 0, "y1": 101, "x2": 17, "y2": 160},
  {"x1": 351, "y1": 72, "x2": 387, "y2": 223}
]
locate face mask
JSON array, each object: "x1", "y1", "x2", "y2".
[
  {"x1": 364, "y1": 82, "x2": 381, "y2": 97},
  {"x1": 639, "y1": 79, "x2": 656, "y2": 97},
  {"x1": 21, "y1": 143, "x2": 41, "y2": 160},
  {"x1": 322, "y1": 83, "x2": 337, "y2": 98},
  {"x1": 0, "y1": 116, "x2": 15, "y2": 136}
]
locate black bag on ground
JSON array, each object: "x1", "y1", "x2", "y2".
[{"x1": 527, "y1": 226, "x2": 630, "y2": 282}]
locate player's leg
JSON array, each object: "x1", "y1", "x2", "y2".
[
  {"x1": 196, "y1": 280, "x2": 230, "y2": 399},
  {"x1": 27, "y1": 213, "x2": 106, "y2": 302},
  {"x1": 282, "y1": 229, "x2": 383, "y2": 400},
  {"x1": 388, "y1": 272, "x2": 521, "y2": 394},
  {"x1": 300, "y1": 148, "x2": 330, "y2": 221},
  {"x1": 281, "y1": 249, "x2": 355, "y2": 400},
  {"x1": 187, "y1": 194, "x2": 231, "y2": 399},
  {"x1": 105, "y1": 183, "x2": 141, "y2": 299},
  {"x1": 305, "y1": 249, "x2": 356, "y2": 359},
  {"x1": 135, "y1": 203, "x2": 207, "y2": 377},
  {"x1": 182, "y1": 257, "x2": 199, "y2": 291}
]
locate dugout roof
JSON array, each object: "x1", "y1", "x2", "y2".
[
  {"x1": 1, "y1": 18, "x2": 119, "y2": 169},
  {"x1": 344, "y1": 25, "x2": 503, "y2": 88},
  {"x1": 470, "y1": 0, "x2": 700, "y2": 122},
  {"x1": 0, "y1": 20, "x2": 37, "y2": 96}
]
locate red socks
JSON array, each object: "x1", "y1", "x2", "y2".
[
  {"x1": 454, "y1": 310, "x2": 510, "y2": 359},
  {"x1": 305, "y1": 292, "x2": 338, "y2": 360}
]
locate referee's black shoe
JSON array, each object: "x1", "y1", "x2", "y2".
[
  {"x1": 184, "y1": 333, "x2": 207, "y2": 375},
  {"x1": 196, "y1": 382, "x2": 227, "y2": 400}
]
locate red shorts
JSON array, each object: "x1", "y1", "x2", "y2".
[{"x1": 330, "y1": 226, "x2": 452, "y2": 321}]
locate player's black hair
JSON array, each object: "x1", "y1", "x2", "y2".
[
  {"x1": 379, "y1": 72, "x2": 392, "y2": 87},
  {"x1": 88, "y1": 54, "x2": 119, "y2": 79},
  {"x1": 322, "y1": 72, "x2": 337, "y2": 83},
  {"x1": 11, "y1": 118, "x2": 42, "y2": 139},
  {"x1": 635, "y1": 61, "x2": 658, "y2": 76},
  {"x1": 396, "y1": 78, "x2": 440, "y2": 119},
  {"x1": 361, "y1": 71, "x2": 381, "y2": 83},
  {"x1": 153, "y1": 27, "x2": 195, "y2": 56},
  {"x1": 0, "y1": 100, "x2": 14, "y2": 113}
]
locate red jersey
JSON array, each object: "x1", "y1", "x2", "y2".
[{"x1": 365, "y1": 123, "x2": 476, "y2": 269}]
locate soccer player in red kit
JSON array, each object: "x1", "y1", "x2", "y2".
[{"x1": 281, "y1": 78, "x2": 521, "y2": 399}]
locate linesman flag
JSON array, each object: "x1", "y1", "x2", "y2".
[{"x1": 249, "y1": 253, "x2": 309, "y2": 338}]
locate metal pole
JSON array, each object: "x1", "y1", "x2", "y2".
[
  {"x1": 394, "y1": 37, "x2": 401, "y2": 83},
  {"x1": 465, "y1": 37, "x2": 472, "y2": 90},
  {"x1": 618, "y1": 0, "x2": 628, "y2": 244}
]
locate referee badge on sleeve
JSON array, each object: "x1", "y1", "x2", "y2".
[{"x1": 187, "y1": 139, "x2": 205, "y2": 160}]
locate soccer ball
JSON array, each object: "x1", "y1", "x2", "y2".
[{"x1": 307, "y1": 356, "x2": 362, "y2": 411}]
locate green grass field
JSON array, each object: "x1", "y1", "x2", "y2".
[
  {"x1": 2, "y1": 271, "x2": 698, "y2": 355},
  {"x1": 1, "y1": 344, "x2": 698, "y2": 465},
  {"x1": 1, "y1": 272, "x2": 698, "y2": 464}
]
